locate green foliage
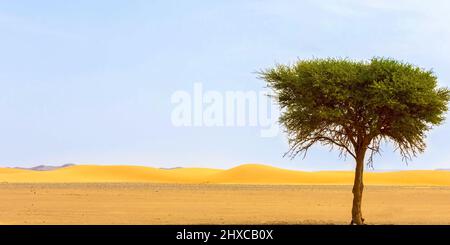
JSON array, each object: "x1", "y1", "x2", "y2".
[{"x1": 260, "y1": 57, "x2": 450, "y2": 165}]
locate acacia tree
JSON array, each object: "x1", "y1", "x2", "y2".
[{"x1": 260, "y1": 57, "x2": 449, "y2": 225}]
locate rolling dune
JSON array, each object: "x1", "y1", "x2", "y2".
[
  {"x1": 1, "y1": 164, "x2": 450, "y2": 224},
  {"x1": 1, "y1": 164, "x2": 450, "y2": 186}
]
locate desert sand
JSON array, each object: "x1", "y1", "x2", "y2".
[
  {"x1": 0, "y1": 183, "x2": 449, "y2": 224},
  {"x1": 1, "y1": 164, "x2": 450, "y2": 185},
  {"x1": 0, "y1": 164, "x2": 449, "y2": 224}
]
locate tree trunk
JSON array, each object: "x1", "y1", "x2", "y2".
[{"x1": 351, "y1": 150, "x2": 365, "y2": 225}]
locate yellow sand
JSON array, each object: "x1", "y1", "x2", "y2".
[
  {"x1": 1, "y1": 164, "x2": 450, "y2": 186},
  {"x1": 1, "y1": 183, "x2": 449, "y2": 224}
]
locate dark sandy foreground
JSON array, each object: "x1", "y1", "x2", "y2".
[{"x1": 0, "y1": 183, "x2": 449, "y2": 224}]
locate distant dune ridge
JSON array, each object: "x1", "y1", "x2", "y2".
[
  {"x1": 14, "y1": 163, "x2": 75, "y2": 171},
  {"x1": 0, "y1": 164, "x2": 449, "y2": 186}
]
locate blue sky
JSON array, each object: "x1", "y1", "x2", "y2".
[{"x1": 1, "y1": 0, "x2": 449, "y2": 170}]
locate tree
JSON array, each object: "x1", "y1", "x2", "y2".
[{"x1": 259, "y1": 57, "x2": 450, "y2": 225}]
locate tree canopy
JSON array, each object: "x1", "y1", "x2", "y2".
[{"x1": 260, "y1": 57, "x2": 449, "y2": 167}]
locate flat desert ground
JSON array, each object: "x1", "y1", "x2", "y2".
[{"x1": 1, "y1": 164, "x2": 450, "y2": 224}]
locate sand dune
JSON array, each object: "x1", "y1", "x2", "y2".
[
  {"x1": 1, "y1": 164, "x2": 450, "y2": 224},
  {"x1": 1, "y1": 164, "x2": 449, "y2": 186}
]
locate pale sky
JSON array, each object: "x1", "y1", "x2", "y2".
[{"x1": 1, "y1": 0, "x2": 449, "y2": 170}]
